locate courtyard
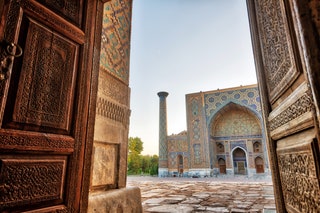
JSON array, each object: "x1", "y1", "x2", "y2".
[{"x1": 127, "y1": 176, "x2": 276, "y2": 213}]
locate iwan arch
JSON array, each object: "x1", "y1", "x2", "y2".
[
  {"x1": 1, "y1": 0, "x2": 320, "y2": 212},
  {"x1": 158, "y1": 85, "x2": 270, "y2": 178}
]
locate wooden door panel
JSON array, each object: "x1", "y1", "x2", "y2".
[
  {"x1": 0, "y1": 129, "x2": 74, "y2": 152},
  {"x1": 277, "y1": 130, "x2": 320, "y2": 212},
  {"x1": 252, "y1": 0, "x2": 301, "y2": 104},
  {"x1": 219, "y1": 165, "x2": 226, "y2": 174},
  {"x1": 0, "y1": 0, "x2": 94, "y2": 212},
  {"x1": 268, "y1": 83, "x2": 314, "y2": 141},
  {"x1": 34, "y1": 0, "x2": 84, "y2": 27},
  {"x1": 4, "y1": 18, "x2": 78, "y2": 134},
  {"x1": 0, "y1": 155, "x2": 67, "y2": 210},
  {"x1": 256, "y1": 165, "x2": 264, "y2": 173}
]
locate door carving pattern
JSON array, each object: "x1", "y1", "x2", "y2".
[
  {"x1": 34, "y1": 0, "x2": 82, "y2": 26},
  {"x1": 277, "y1": 140, "x2": 320, "y2": 212},
  {"x1": 1, "y1": 158, "x2": 66, "y2": 208},
  {"x1": 0, "y1": 0, "x2": 98, "y2": 211},
  {"x1": 6, "y1": 20, "x2": 78, "y2": 132},
  {"x1": 255, "y1": 0, "x2": 300, "y2": 103},
  {"x1": 269, "y1": 91, "x2": 313, "y2": 132},
  {"x1": 248, "y1": 0, "x2": 320, "y2": 212}
]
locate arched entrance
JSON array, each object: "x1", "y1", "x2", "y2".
[
  {"x1": 210, "y1": 102, "x2": 262, "y2": 176},
  {"x1": 233, "y1": 148, "x2": 247, "y2": 175},
  {"x1": 177, "y1": 155, "x2": 183, "y2": 176},
  {"x1": 218, "y1": 158, "x2": 226, "y2": 174},
  {"x1": 255, "y1": 156, "x2": 264, "y2": 174}
]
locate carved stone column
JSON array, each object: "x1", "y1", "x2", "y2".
[
  {"x1": 87, "y1": 0, "x2": 142, "y2": 212},
  {"x1": 158, "y1": 91, "x2": 169, "y2": 177}
]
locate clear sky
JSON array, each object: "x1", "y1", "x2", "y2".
[{"x1": 129, "y1": 0, "x2": 257, "y2": 155}]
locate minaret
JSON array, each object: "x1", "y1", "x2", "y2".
[{"x1": 157, "y1": 91, "x2": 169, "y2": 177}]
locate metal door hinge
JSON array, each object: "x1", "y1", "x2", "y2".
[{"x1": 0, "y1": 40, "x2": 23, "y2": 81}]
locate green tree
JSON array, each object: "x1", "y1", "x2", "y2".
[
  {"x1": 128, "y1": 137, "x2": 143, "y2": 154},
  {"x1": 128, "y1": 152, "x2": 141, "y2": 174},
  {"x1": 149, "y1": 155, "x2": 159, "y2": 176},
  {"x1": 128, "y1": 137, "x2": 144, "y2": 174},
  {"x1": 141, "y1": 155, "x2": 151, "y2": 173},
  {"x1": 127, "y1": 137, "x2": 159, "y2": 176}
]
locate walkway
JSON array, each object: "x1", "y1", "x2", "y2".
[{"x1": 127, "y1": 176, "x2": 276, "y2": 213}]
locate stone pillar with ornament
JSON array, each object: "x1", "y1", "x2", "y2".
[{"x1": 158, "y1": 91, "x2": 169, "y2": 177}]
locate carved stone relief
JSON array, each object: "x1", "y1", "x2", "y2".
[
  {"x1": 96, "y1": 97, "x2": 130, "y2": 127},
  {"x1": 98, "y1": 71, "x2": 130, "y2": 106},
  {"x1": 91, "y1": 142, "x2": 118, "y2": 188}
]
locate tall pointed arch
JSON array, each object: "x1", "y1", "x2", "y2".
[{"x1": 209, "y1": 102, "x2": 262, "y2": 176}]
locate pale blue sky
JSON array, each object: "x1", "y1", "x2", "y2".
[{"x1": 129, "y1": 0, "x2": 257, "y2": 155}]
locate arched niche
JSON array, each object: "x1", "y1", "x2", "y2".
[
  {"x1": 232, "y1": 147, "x2": 247, "y2": 175},
  {"x1": 210, "y1": 102, "x2": 262, "y2": 137},
  {"x1": 255, "y1": 156, "x2": 264, "y2": 174},
  {"x1": 218, "y1": 158, "x2": 226, "y2": 174}
]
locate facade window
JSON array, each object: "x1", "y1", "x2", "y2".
[
  {"x1": 253, "y1": 141, "x2": 261, "y2": 153},
  {"x1": 217, "y1": 142, "x2": 225, "y2": 153}
]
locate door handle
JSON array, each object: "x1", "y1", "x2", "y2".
[{"x1": 0, "y1": 40, "x2": 23, "y2": 81}]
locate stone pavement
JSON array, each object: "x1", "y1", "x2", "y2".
[{"x1": 127, "y1": 176, "x2": 276, "y2": 213}]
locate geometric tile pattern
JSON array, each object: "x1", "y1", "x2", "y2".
[
  {"x1": 100, "y1": 0, "x2": 132, "y2": 85},
  {"x1": 186, "y1": 95, "x2": 209, "y2": 169},
  {"x1": 205, "y1": 86, "x2": 261, "y2": 123},
  {"x1": 158, "y1": 92, "x2": 169, "y2": 168},
  {"x1": 167, "y1": 131, "x2": 189, "y2": 170},
  {"x1": 212, "y1": 108, "x2": 261, "y2": 137}
]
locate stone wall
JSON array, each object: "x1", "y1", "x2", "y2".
[{"x1": 88, "y1": 0, "x2": 142, "y2": 211}]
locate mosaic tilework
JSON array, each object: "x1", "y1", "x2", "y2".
[
  {"x1": 190, "y1": 98, "x2": 202, "y2": 141},
  {"x1": 205, "y1": 86, "x2": 261, "y2": 123},
  {"x1": 158, "y1": 93, "x2": 169, "y2": 167},
  {"x1": 100, "y1": 0, "x2": 132, "y2": 84},
  {"x1": 159, "y1": 98, "x2": 167, "y2": 160},
  {"x1": 186, "y1": 95, "x2": 209, "y2": 168},
  {"x1": 213, "y1": 109, "x2": 261, "y2": 137},
  {"x1": 193, "y1": 144, "x2": 201, "y2": 165},
  {"x1": 167, "y1": 132, "x2": 189, "y2": 170},
  {"x1": 163, "y1": 85, "x2": 268, "y2": 176},
  {"x1": 230, "y1": 141, "x2": 247, "y2": 151}
]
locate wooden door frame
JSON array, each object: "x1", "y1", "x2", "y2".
[
  {"x1": 246, "y1": 1, "x2": 287, "y2": 211},
  {"x1": 247, "y1": 0, "x2": 320, "y2": 212},
  {"x1": 0, "y1": 0, "x2": 111, "y2": 212},
  {"x1": 80, "y1": 0, "x2": 111, "y2": 211}
]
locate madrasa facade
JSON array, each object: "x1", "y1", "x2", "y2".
[{"x1": 158, "y1": 84, "x2": 269, "y2": 177}]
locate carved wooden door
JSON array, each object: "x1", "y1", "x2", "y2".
[
  {"x1": 247, "y1": 0, "x2": 320, "y2": 212},
  {"x1": 0, "y1": 0, "x2": 98, "y2": 212},
  {"x1": 255, "y1": 165, "x2": 264, "y2": 174},
  {"x1": 237, "y1": 162, "x2": 245, "y2": 175}
]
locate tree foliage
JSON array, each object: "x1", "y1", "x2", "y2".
[
  {"x1": 128, "y1": 137, "x2": 143, "y2": 154},
  {"x1": 127, "y1": 137, "x2": 158, "y2": 175}
]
